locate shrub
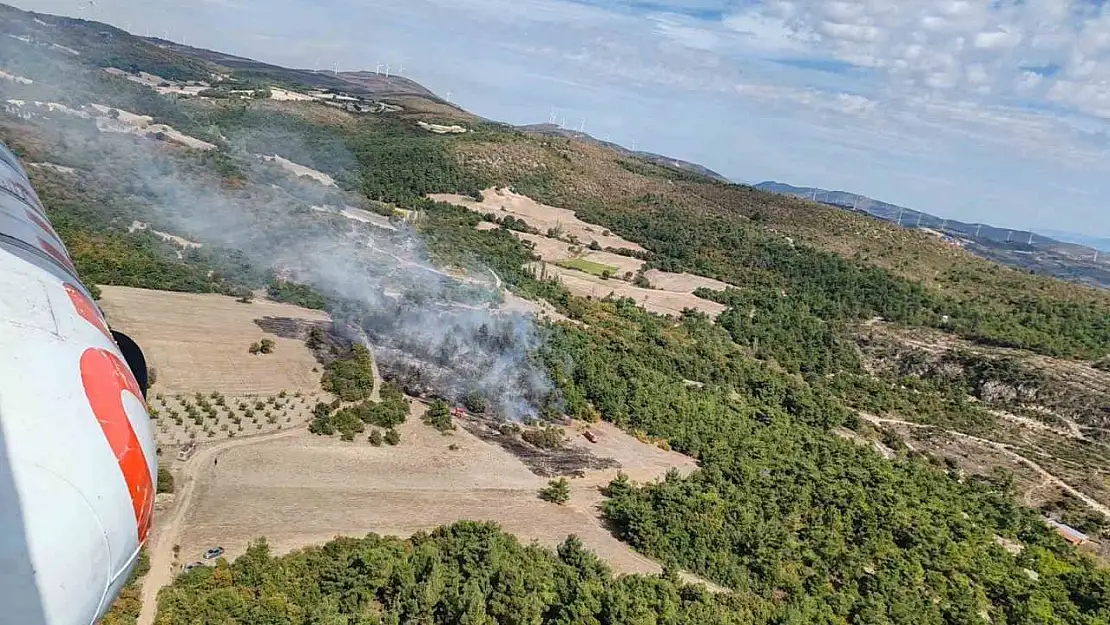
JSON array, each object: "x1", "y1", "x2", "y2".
[
  {"x1": 539, "y1": 478, "x2": 569, "y2": 504},
  {"x1": 156, "y1": 467, "x2": 175, "y2": 494},
  {"x1": 384, "y1": 428, "x2": 401, "y2": 446}
]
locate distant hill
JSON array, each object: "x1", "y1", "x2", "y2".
[
  {"x1": 756, "y1": 181, "x2": 1110, "y2": 290},
  {"x1": 517, "y1": 123, "x2": 730, "y2": 183},
  {"x1": 143, "y1": 40, "x2": 442, "y2": 101},
  {"x1": 1035, "y1": 229, "x2": 1110, "y2": 253}
]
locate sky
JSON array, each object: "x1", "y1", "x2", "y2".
[{"x1": 12, "y1": 0, "x2": 1110, "y2": 236}]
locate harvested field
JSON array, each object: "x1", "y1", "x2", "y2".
[
  {"x1": 97, "y1": 286, "x2": 332, "y2": 396},
  {"x1": 430, "y1": 187, "x2": 645, "y2": 253},
  {"x1": 500, "y1": 292, "x2": 576, "y2": 325},
  {"x1": 644, "y1": 269, "x2": 732, "y2": 294},
  {"x1": 173, "y1": 405, "x2": 703, "y2": 582},
  {"x1": 514, "y1": 231, "x2": 645, "y2": 275},
  {"x1": 259, "y1": 154, "x2": 337, "y2": 187},
  {"x1": 534, "y1": 263, "x2": 728, "y2": 318}
]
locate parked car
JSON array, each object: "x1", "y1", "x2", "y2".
[
  {"x1": 203, "y1": 546, "x2": 225, "y2": 559},
  {"x1": 183, "y1": 562, "x2": 206, "y2": 572}
]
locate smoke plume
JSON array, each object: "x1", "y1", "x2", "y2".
[{"x1": 17, "y1": 107, "x2": 556, "y2": 420}]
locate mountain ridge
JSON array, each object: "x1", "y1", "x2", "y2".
[{"x1": 756, "y1": 180, "x2": 1110, "y2": 290}]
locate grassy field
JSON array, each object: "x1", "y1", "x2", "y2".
[{"x1": 556, "y1": 257, "x2": 619, "y2": 277}]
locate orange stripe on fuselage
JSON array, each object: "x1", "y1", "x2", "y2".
[
  {"x1": 64, "y1": 283, "x2": 112, "y2": 341},
  {"x1": 79, "y1": 348, "x2": 154, "y2": 543}
]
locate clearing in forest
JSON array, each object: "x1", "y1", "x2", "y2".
[
  {"x1": 533, "y1": 263, "x2": 728, "y2": 318},
  {"x1": 430, "y1": 187, "x2": 645, "y2": 253},
  {"x1": 97, "y1": 286, "x2": 331, "y2": 396}
]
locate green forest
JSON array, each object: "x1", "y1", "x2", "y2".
[
  {"x1": 2, "y1": 14, "x2": 1109, "y2": 624},
  {"x1": 155, "y1": 522, "x2": 751, "y2": 625}
]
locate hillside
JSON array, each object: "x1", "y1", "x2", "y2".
[
  {"x1": 757, "y1": 181, "x2": 1110, "y2": 290},
  {"x1": 517, "y1": 122, "x2": 731, "y2": 182},
  {"x1": 2, "y1": 5, "x2": 1110, "y2": 625}
]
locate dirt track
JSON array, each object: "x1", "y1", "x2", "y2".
[
  {"x1": 862, "y1": 414, "x2": 1110, "y2": 519},
  {"x1": 138, "y1": 428, "x2": 303, "y2": 625}
]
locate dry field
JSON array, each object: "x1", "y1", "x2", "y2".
[
  {"x1": 171, "y1": 408, "x2": 702, "y2": 582},
  {"x1": 644, "y1": 269, "x2": 732, "y2": 294},
  {"x1": 515, "y1": 231, "x2": 645, "y2": 276},
  {"x1": 97, "y1": 286, "x2": 331, "y2": 396},
  {"x1": 431, "y1": 187, "x2": 645, "y2": 253},
  {"x1": 436, "y1": 190, "x2": 731, "y2": 319},
  {"x1": 534, "y1": 263, "x2": 728, "y2": 318}
]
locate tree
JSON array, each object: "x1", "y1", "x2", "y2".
[
  {"x1": 384, "y1": 428, "x2": 401, "y2": 446},
  {"x1": 539, "y1": 478, "x2": 570, "y2": 504},
  {"x1": 259, "y1": 338, "x2": 276, "y2": 354},
  {"x1": 157, "y1": 466, "x2": 175, "y2": 494},
  {"x1": 463, "y1": 391, "x2": 489, "y2": 414},
  {"x1": 423, "y1": 399, "x2": 455, "y2": 432},
  {"x1": 248, "y1": 342, "x2": 261, "y2": 355}
]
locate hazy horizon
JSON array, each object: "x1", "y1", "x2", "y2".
[{"x1": 10, "y1": 0, "x2": 1110, "y2": 238}]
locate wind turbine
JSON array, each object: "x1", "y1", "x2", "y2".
[
  {"x1": 1028, "y1": 231, "x2": 1035, "y2": 245},
  {"x1": 384, "y1": 64, "x2": 391, "y2": 77},
  {"x1": 916, "y1": 213, "x2": 923, "y2": 228},
  {"x1": 1006, "y1": 230, "x2": 1013, "y2": 242},
  {"x1": 975, "y1": 224, "x2": 982, "y2": 237},
  {"x1": 445, "y1": 91, "x2": 452, "y2": 103},
  {"x1": 578, "y1": 119, "x2": 586, "y2": 133},
  {"x1": 334, "y1": 62, "x2": 340, "y2": 77},
  {"x1": 397, "y1": 63, "x2": 404, "y2": 75},
  {"x1": 896, "y1": 207, "x2": 904, "y2": 226},
  {"x1": 375, "y1": 63, "x2": 383, "y2": 75},
  {"x1": 549, "y1": 107, "x2": 557, "y2": 125}
]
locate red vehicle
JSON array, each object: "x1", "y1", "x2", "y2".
[{"x1": 583, "y1": 431, "x2": 598, "y2": 444}]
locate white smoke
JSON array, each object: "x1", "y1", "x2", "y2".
[{"x1": 32, "y1": 117, "x2": 557, "y2": 420}]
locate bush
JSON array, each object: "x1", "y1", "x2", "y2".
[
  {"x1": 539, "y1": 478, "x2": 570, "y2": 504},
  {"x1": 423, "y1": 399, "x2": 455, "y2": 432},
  {"x1": 522, "y1": 426, "x2": 564, "y2": 449},
  {"x1": 463, "y1": 391, "x2": 489, "y2": 414},
  {"x1": 156, "y1": 466, "x2": 175, "y2": 494},
  {"x1": 259, "y1": 338, "x2": 276, "y2": 354},
  {"x1": 368, "y1": 429, "x2": 383, "y2": 446},
  {"x1": 248, "y1": 342, "x2": 261, "y2": 355},
  {"x1": 384, "y1": 428, "x2": 401, "y2": 446}
]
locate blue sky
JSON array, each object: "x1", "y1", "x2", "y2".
[{"x1": 13, "y1": 0, "x2": 1110, "y2": 236}]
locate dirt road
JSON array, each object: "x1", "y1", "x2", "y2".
[
  {"x1": 862, "y1": 414, "x2": 1110, "y2": 519},
  {"x1": 137, "y1": 429, "x2": 302, "y2": 625}
]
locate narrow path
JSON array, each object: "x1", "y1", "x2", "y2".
[
  {"x1": 862, "y1": 414, "x2": 1110, "y2": 519},
  {"x1": 137, "y1": 429, "x2": 302, "y2": 625},
  {"x1": 369, "y1": 349, "x2": 382, "y2": 402}
]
